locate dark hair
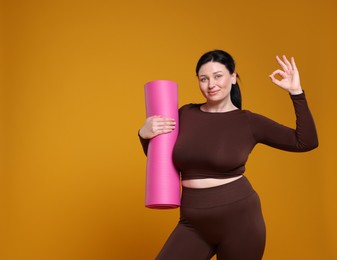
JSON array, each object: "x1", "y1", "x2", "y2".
[{"x1": 195, "y1": 50, "x2": 242, "y2": 109}]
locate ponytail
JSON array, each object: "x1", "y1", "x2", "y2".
[{"x1": 230, "y1": 83, "x2": 242, "y2": 109}]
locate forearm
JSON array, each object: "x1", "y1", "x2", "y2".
[
  {"x1": 138, "y1": 130, "x2": 150, "y2": 155},
  {"x1": 290, "y1": 92, "x2": 318, "y2": 151}
]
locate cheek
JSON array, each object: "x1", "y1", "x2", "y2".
[
  {"x1": 220, "y1": 80, "x2": 232, "y2": 94},
  {"x1": 222, "y1": 79, "x2": 233, "y2": 89},
  {"x1": 199, "y1": 83, "x2": 207, "y2": 91}
]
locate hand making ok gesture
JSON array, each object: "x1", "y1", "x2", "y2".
[{"x1": 269, "y1": 55, "x2": 303, "y2": 95}]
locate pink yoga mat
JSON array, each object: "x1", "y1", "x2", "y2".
[{"x1": 144, "y1": 80, "x2": 180, "y2": 209}]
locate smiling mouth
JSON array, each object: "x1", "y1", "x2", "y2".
[{"x1": 208, "y1": 90, "x2": 219, "y2": 95}]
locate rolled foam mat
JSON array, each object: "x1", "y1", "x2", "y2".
[{"x1": 144, "y1": 80, "x2": 180, "y2": 209}]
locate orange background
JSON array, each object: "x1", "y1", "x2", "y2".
[{"x1": 1, "y1": 0, "x2": 336, "y2": 259}]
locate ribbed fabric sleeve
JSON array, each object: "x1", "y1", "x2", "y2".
[
  {"x1": 246, "y1": 92, "x2": 318, "y2": 152},
  {"x1": 138, "y1": 130, "x2": 150, "y2": 155}
]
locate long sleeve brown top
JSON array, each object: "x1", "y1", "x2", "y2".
[{"x1": 139, "y1": 92, "x2": 318, "y2": 180}]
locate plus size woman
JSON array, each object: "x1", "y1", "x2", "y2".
[{"x1": 138, "y1": 50, "x2": 318, "y2": 260}]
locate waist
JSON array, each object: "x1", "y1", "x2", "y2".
[
  {"x1": 182, "y1": 176, "x2": 243, "y2": 189},
  {"x1": 181, "y1": 175, "x2": 255, "y2": 208}
]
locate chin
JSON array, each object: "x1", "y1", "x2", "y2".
[{"x1": 207, "y1": 96, "x2": 225, "y2": 102}]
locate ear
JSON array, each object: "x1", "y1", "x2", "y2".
[{"x1": 231, "y1": 72, "x2": 237, "y2": 85}]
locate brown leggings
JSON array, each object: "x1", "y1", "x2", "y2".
[{"x1": 156, "y1": 176, "x2": 266, "y2": 260}]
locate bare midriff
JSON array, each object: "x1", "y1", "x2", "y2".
[{"x1": 182, "y1": 175, "x2": 243, "y2": 189}]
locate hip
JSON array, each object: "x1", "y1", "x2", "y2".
[{"x1": 181, "y1": 175, "x2": 256, "y2": 209}]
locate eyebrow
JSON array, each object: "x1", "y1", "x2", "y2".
[{"x1": 199, "y1": 71, "x2": 223, "y2": 77}]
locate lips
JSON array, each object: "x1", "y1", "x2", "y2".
[{"x1": 208, "y1": 90, "x2": 220, "y2": 96}]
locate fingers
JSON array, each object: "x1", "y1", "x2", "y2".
[
  {"x1": 151, "y1": 116, "x2": 176, "y2": 126},
  {"x1": 282, "y1": 55, "x2": 292, "y2": 70},
  {"x1": 140, "y1": 116, "x2": 176, "y2": 139},
  {"x1": 276, "y1": 55, "x2": 291, "y2": 72},
  {"x1": 269, "y1": 69, "x2": 287, "y2": 83},
  {"x1": 149, "y1": 116, "x2": 176, "y2": 136},
  {"x1": 269, "y1": 75, "x2": 281, "y2": 86},
  {"x1": 276, "y1": 55, "x2": 297, "y2": 72},
  {"x1": 275, "y1": 55, "x2": 288, "y2": 72},
  {"x1": 290, "y1": 57, "x2": 298, "y2": 71}
]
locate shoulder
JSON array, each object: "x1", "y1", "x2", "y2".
[
  {"x1": 235, "y1": 109, "x2": 255, "y2": 120},
  {"x1": 239, "y1": 109, "x2": 275, "y2": 127},
  {"x1": 241, "y1": 109, "x2": 267, "y2": 119},
  {"x1": 179, "y1": 103, "x2": 202, "y2": 109},
  {"x1": 179, "y1": 103, "x2": 202, "y2": 113}
]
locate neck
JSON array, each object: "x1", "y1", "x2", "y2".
[{"x1": 202, "y1": 101, "x2": 237, "y2": 113}]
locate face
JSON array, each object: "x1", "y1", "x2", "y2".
[{"x1": 198, "y1": 61, "x2": 237, "y2": 105}]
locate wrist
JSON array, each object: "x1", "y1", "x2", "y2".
[
  {"x1": 138, "y1": 129, "x2": 146, "y2": 139},
  {"x1": 289, "y1": 88, "x2": 303, "y2": 95},
  {"x1": 138, "y1": 128, "x2": 150, "y2": 139}
]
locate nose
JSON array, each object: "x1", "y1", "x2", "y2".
[{"x1": 208, "y1": 78, "x2": 216, "y2": 88}]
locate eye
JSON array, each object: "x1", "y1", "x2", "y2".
[
  {"x1": 199, "y1": 77, "x2": 208, "y2": 83},
  {"x1": 214, "y1": 74, "x2": 222, "y2": 80}
]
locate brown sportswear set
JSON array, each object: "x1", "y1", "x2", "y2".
[{"x1": 139, "y1": 92, "x2": 318, "y2": 260}]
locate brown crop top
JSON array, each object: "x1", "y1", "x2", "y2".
[{"x1": 139, "y1": 92, "x2": 318, "y2": 180}]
